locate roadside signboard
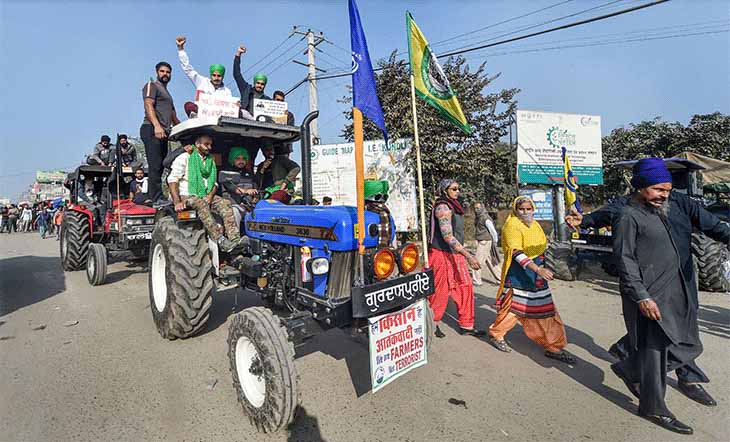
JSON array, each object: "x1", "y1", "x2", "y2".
[
  {"x1": 518, "y1": 187, "x2": 553, "y2": 221},
  {"x1": 368, "y1": 299, "x2": 428, "y2": 393},
  {"x1": 311, "y1": 138, "x2": 418, "y2": 232},
  {"x1": 516, "y1": 110, "x2": 603, "y2": 185},
  {"x1": 36, "y1": 171, "x2": 66, "y2": 183},
  {"x1": 253, "y1": 99, "x2": 289, "y2": 124},
  {"x1": 195, "y1": 91, "x2": 239, "y2": 118}
]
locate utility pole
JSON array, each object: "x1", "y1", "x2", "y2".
[{"x1": 293, "y1": 27, "x2": 325, "y2": 145}]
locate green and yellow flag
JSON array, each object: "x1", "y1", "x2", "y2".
[{"x1": 406, "y1": 11, "x2": 472, "y2": 135}]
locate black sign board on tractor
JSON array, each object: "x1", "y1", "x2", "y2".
[{"x1": 351, "y1": 269, "x2": 434, "y2": 318}]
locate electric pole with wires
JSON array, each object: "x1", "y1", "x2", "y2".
[{"x1": 293, "y1": 28, "x2": 326, "y2": 145}]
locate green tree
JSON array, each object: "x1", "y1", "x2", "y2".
[
  {"x1": 584, "y1": 112, "x2": 730, "y2": 203},
  {"x1": 340, "y1": 52, "x2": 520, "y2": 208}
]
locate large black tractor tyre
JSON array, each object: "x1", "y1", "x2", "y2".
[
  {"x1": 60, "y1": 211, "x2": 90, "y2": 271},
  {"x1": 86, "y1": 243, "x2": 108, "y2": 286},
  {"x1": 228, "y1": 307, "x2": 300, "y2": 433},
  {"x1": 148, "y1": 217, "x2": 214, "y2": 340},
  {"x1": 691, "y1": 232, "x2": 730, "y2": 292},
  {"x1": 544, "y1": 240, "x2": 577, "y2": 281}
]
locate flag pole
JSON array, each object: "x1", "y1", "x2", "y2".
[
  {"x1": 409, "y1": 74, "x2": 429, "y2": 268},
  {"x1": 353, "y1": 107, "x2": 367, "y2": 280}
]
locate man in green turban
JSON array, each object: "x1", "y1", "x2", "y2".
[
  {"x1": 219, "y1": 146, "x2": 258, "y2": 226},
  {"x1": 176, "y1": 35, "x2": 232, "y2": 96},
  {"x1": 167, "y1": 134, "x2": 242, "y2": 252},
  {"x1": 233, "y1": 45, "x2": 271, "y2": 113},
  {"x1": 364, "y1": 179, "x2": 389, "y2": 202}
]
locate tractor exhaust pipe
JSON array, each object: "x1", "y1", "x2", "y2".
[{"x1": 300, "y1": 111, "x2": 319, "y2": 205}]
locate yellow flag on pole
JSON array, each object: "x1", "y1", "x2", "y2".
[{"x1": 407, "y1": 11, "x2": 472, "y2": 135}]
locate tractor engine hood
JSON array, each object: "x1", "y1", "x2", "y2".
[{"x1": 244, "y1": 200, "x2": 392, "y2": 252}]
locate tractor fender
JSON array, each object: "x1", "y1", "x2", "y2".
[{"x1": 68, "y1": 205, "x2": 94, "y2": 235}]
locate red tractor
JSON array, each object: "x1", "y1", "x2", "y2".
[{"x1": 60, "y1": 164, "x2": 156, "y2": 285}]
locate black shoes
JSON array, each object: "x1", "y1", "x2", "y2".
[
  {"x1": 638, "y1": 413, "x2": 693, "y2": 435},
  {"x1": 678, "y1": 380, "x2": 717, "y2": 406},
  {"x1": 459, "y1": 327, "x2": 487, "y2": 337},
  {"x1": 434, "y1": 326, "x2": 446, "y2": 338},
  {"x1": 544, "y1": 350, "x2": 576, "y2": 365},
  {"x1": 610, "y1": 364, "x2": 640, "y2": 400}
]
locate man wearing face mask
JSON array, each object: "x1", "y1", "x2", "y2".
[
  {"x1": 177, "y1": 35, "x2": 232, "y2": 97},
  {"x1": 233, "y1": 45, "x2": 271, "y2": 115},
  {"x1": 610, "y1": 158, "x2": 730, "y2": 435}
]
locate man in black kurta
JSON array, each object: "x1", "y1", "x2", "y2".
[{"x1": 611, "y1": 158, "x2": 730, "y2": 435}]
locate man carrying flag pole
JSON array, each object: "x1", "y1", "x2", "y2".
[{"x1": 349, "y1": 0, "x2": 389, "y2": 280}]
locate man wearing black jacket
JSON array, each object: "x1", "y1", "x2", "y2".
[
  {"x1": 232, "y1": 45, "x2": 270, "y2": 115},
  {"x1": 568, "y1": 160, "x2": 730, "y2": 434}
]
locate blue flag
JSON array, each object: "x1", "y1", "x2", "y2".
[{"x1": 349, "y1": 0, "x2": 388, "y2": 144}]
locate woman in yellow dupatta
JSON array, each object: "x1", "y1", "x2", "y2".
[{"x1": 487, "y1": 196, "x2": 575, "y2": 364}]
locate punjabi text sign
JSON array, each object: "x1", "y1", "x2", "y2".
[
  {"x1": 368, "y1": 299, "x2": 428, "y2": 393},
  {"x1": 516, "y1": 110, "x2": 603, "y2": 185},
  {"x1": 195, "y1": 91, "x2": 239, "y2": 118}
]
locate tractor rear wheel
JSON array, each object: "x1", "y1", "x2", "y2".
[
  {"x1": 148, "y1": 217, "x2": 214, "y2": 340},
  {"x1": 545, "y1": 240, "x2": 577, "y2": 281},
  {"x1": 60, "y1": 211, "x2": 90, "y2": 271},
  {"x1": 86, "y1": 243, "x2": 108, "y2": 286},
  {"x1": 692, "y1": 232, "x2": 730, "y2": 292},
  {"x1": 228, "y1": 307, "x2": 300, "y2": 433}
]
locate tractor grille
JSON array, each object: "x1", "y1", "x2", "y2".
[{"x1": 326, "y1": 251, "x2": 358, "y2": 301}]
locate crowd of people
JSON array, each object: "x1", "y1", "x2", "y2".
[
  {"x1": 426, "y1": 159, "x2": 729, "y2": 435},
  {"x1": 0, "y1": 200, "x2": 66, "y2": 239}
]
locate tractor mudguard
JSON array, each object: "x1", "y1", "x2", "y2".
[{"x1": 68, "y1": 205, "x2": 94, "y2": 235}]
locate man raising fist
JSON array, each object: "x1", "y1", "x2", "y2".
[{"x1": 177, "y1": 35, "x2": 232, "y2": 97}]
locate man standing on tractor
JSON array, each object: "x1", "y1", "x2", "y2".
[
  {"x1": 233, "y1": 45, "x2": 270, "y2": 115},
  {"x1": 177, "y1": 35, "x2": 232, "y2": 97},
  {"x1": 272, "y1": 90, "x2": 295, "y2": 125},
  {"x1": 167, "y1": 134, "x2": 242, "y2": 252},
  {"x1": 141, "y1": 61, "x2": 180, "y2": 203}
]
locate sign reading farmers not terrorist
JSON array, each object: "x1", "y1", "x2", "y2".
[
  {"x1": 368, "y1": 299, "x2": 428, "y2": 393},
  {"x1": 195, "y1": 91, "x2": 239, "y2": 118}
]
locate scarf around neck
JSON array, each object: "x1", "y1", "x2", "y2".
[{"x1": 188, "y1": 151, "x2": 217, "y2": 197}]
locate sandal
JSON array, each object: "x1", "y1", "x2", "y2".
[
  {"x1": 545, "y1": 350, "x2": 576, "y2": 365},
  {"x1": 488, "y1": 337, "x2": 511, "y2": 353}
]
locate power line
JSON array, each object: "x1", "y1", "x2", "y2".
[
  {"x1": 242, "y1": 32, "x2": 296, "y2": 76},
  {"x1": 438, "y1": 0, "x2": 671, "y2": 58},
  {"x1": 469, "y1": 29, "x2": 727, "y2": 60},
  {"x1": 285, "y1": 0, "x2": 672, "y2": 92},
  {"x1": 429, "y1": 0, "x2": 576, "y2": 49},
  {"x1": 256, "y1": 36, "x2": 306, "y2": 74}
]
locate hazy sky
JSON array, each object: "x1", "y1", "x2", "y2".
[{"x1": 1, "y1": 0, "x2": 727, "y2": 199}]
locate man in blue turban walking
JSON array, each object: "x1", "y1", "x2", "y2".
[{"x1": 609, "y1": 158, "x2": 730, "y2": 435}]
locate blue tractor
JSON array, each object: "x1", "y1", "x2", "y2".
[{"x1": 147, "y1": 113, "x2": 435, "y2": 432}]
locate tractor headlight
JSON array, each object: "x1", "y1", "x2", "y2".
[
  {"x1": 398, "y1": 243, "x2": 420, "y2": 274},
  {"x1": 126, "y1": 218, "x2": 143, "y2": 225},
  {"x1": 372, "y1": 248, "x2": 396, "y2": 280},
  {"x1": 310, "y1": 257, "x2": 329, "y2": 275}
]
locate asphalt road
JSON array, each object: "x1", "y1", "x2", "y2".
[{"x1": 1, "y1": 232, "x2": 729, "y2": 442}]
